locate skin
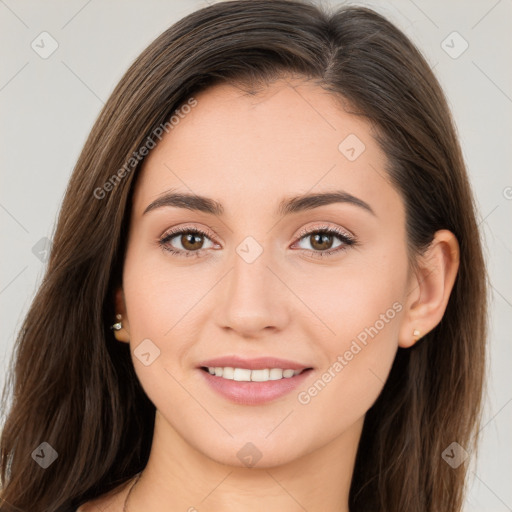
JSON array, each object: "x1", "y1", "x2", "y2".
[{"x1": 80, "y1": 78, "x2": 459, "y2": 511}]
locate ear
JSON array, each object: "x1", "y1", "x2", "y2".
[
  {"x1": 112, "y1": 287, "x2": 131, "y2": 343},
  {"x1": 398, "y1": 229, "x2": 460, "y2": 348}
]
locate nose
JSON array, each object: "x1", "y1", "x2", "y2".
[{"x1": 215, "y1": 244, "x2": 290, "y2": 338}]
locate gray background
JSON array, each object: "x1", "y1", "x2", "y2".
[{"x1": 1, "y1": 0, "x2": 511, "y2": 509}]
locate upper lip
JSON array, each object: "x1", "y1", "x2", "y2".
[{"x1": 198, "y1": 356, "x2": 312, "y2": 371}]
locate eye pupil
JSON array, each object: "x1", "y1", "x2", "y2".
[
  {"x1": 182, "y1": 233, "x2": 203, "y2": 250},
  {"x1": 311, "y1": 233, "x2": 333, "y2": 251}
]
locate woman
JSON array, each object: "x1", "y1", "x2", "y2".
[{"x1": 0, "y1": 0, "x2": 487, "y2": 511}]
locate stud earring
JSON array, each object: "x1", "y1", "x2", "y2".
[
  {"x1": 413, "y1": 329, "x2": 421, "y2": 339},
  {"x1": 111, "y1": 314, "x2": 122, "y2": 331}
]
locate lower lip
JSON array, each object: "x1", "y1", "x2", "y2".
[{"x1": 198, "y1": 368, "x2": 313, "y2": 405}]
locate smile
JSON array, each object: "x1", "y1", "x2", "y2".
[
  {"x1": 202, "y1": 366, "x2": 306, "y2": 381},
  {"x1": 199, "y1": 366, "x2": 313, "y2": 405}
]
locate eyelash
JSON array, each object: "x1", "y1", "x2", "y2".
[{"x1": 158, "y1": 224, "x2": 357, "y2": 259}]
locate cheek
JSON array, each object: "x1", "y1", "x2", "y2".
[
  {"x1": 290, "y1": 248, "x2": 406, "y2": 430},
  {"x1": 291, "y1": 311, "x2": 402, "y2": 455},
  {"x1": 293, "y1": 241, "x2": 407, "y2": 348},
  {"x1": 120, "y1": 244, "x2": 193, "y2": 392},
  {"x1": 122, "y1": 240, "x2": 206, "y2": 339}
]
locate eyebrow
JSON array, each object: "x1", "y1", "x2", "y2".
[{"x1": 143, "y1": 189, "x2": 376, "y2": 217}]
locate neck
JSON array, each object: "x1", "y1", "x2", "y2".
[{"x1": 127, "y1": 410, "x2": 363, "y2": 512}]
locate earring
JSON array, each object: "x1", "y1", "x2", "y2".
[
  {"x1": 111, "y1": 313, "x2": 122, "y2": 331},
  {"x1": 413, "y1": 329, "x2": 421, "y2": 339}
]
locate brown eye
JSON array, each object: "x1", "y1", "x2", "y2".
[
  {"x1": 180, "y1": 232, "x2": 205, "y2": 251},
  {"x1": 296, "y1": 229, "x2": 350, "y2": 252},
  {"x1": 159, "y1": 227, "x2": 216, "y2": 256},
  {"x1": 293, "y1": 226, "x2": 356, "y2": 258},
  {"x1": 309, "y1": 232, "x2": 335, "y2": 251}
]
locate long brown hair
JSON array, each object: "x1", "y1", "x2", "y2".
[{"x1": 0, "y1": 1, "x2": 488, "y2": 510}]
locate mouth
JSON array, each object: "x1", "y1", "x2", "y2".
[{"x1": 197, "y1": 364, "x2": 314, "y2": 405}]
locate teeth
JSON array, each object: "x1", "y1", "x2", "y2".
[
  {"x1": 251, "y1": 369, "x2": 269, "y2": 381},
  {"x1": 206, "y1": 367, "x2": 303, "y2": 382},
  {"x1": 222, "y1": 367, "x2": 234, "y2": 379},
  {"x1": 234, "y1": 368, "x2": 251, "y2": 381},
  {"x1": 269, "y1": 368, "x2": 283, "y2": 380}
]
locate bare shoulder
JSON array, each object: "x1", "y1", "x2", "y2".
[{"x1": 75, "y1": 479, "x2": 133, "y2": 512}]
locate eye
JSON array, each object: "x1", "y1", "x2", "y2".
[
  {"x1": 292, "y1": 224, "x2": 356, "y2": 258},
  {"x1": 158, "y1": 226, "x2": 217, "y2": 258}
]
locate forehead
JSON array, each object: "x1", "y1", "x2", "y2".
[{"x1": 132, "y1": 78, "x2": 400, "y2": 220}]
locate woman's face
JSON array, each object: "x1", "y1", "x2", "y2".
[{"x1": 119, "y1": 78, "x2": 414, "y2": 467}]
